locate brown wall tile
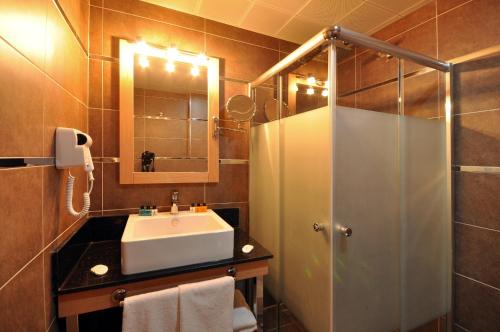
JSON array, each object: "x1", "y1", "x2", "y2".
[
  {"x1": 206, "y1": 19, "x2": 279, "y2": 50},
  {"x1": 355, "y1": 81, "x2": 399, "y2": 114},
  {"x1": 43, "y1": 245, "x2": 57, "y2": 330},
  {"x1": 437, "y1": 0, "x2": 471, "y2": 14},
  {"x1": 102, "y1": 163, "x2": 204, "y2": 210},
  {"x1": 0, "y1": 168, "x2": 42, "y2": 286},
  {"x1": 454, "y1": 110, "x2": 500, "y2": 166},
  {"x1": 279, "y1": 39, "x2": 300, "y2": 54},
  {"x1": 206, "y1": 164, "x2": 249, "y2": 203},
  {"x1": 57, "y1": 0, "x2": 90, "y2": 51},
  {"x1": 454, "y1": 172, "x2": 500, "y2": 230},
  {"x1": 103, "y1": 0, "x2": 205, "y2": 31},
  {"x1": 454, "y1": 55, "x2": 500, "y2": 114},
  {"x1": 101, "y1": 8, "x2": 204, "y2": 59},
  {"x1": 89, "y1": 108, "x2": 103, "y2": 156},
  {"x1": 43, "y1": 78, "x2": 88, "y2": 157},
  {"x1": 356, "y1": 50, "x2": 398, "y2": 88},
  {"x1": 43, "y1": 166, "x2": 87, "y2": 246},
  {"x1": 89, "y1": 58, "x2": 103, "y2": 108},
  {"x1": 0, "y1": 0, "x2": 89, "y2": 331},
  {"x1": 0, "y1": 0, "x2": 48, "y2": 69},
  {"x1": 89, "y1": 162, "x2": 103, "y2": 212},
  {"x1": 372, "y1": 2, "x2": 436, "y2": 41},
  {"x1": 45, "y1": 0, "x2": 88, "y2": 104},
  {"x1": 220, "y1": 121, "x2": 249, "y2": 159},
  {"x1": 89, "y1": 5, "x2": 103, "y2": 54},
  {"x1": 206, "y1": 34, "x2": 279, "y2": 81},
  {"x1": 338, "y1": 57, "x2": 355, "y2": 95},
  {"x1": 208, "y1": 202, "x2": 249, "y2": 231},
  {"x1": 0, "y1": 256, "x2": 45, "y2": 332},
  {"x1": 455, "y1": 223, "x2": 500, "y2": 288},
  {"x1": 388, "y1": 19, "x2": 437, "y2": 74},
  {"x1": 102, "y1": 59, "x2": 119, "y2": 109},
  {"x1": 404, "y1": 71, "x2": 439, "y2": 118},
  {"x1": 438, "y1": 0, "x2": 500, "y2": 60},
  {"x1": 102, "y1": 110, "x2": 119, "y2": 156},
  {"x1": 454, "y1": 274, "x2": 500, "y2": 331}
]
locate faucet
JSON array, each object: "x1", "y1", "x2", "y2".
[
  {"x1": 171, "y1": 190, "x2": 179, "y2": 204},
  {"x1": 171, "y1": 190, "x2": 179, "y2": 214}
]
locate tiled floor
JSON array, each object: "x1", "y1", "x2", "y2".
[{"x1": 263, "y1": 297, "x2": 306, "y2": 332}]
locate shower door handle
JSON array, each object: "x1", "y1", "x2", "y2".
[
  {"x1": 337, "y1": 225, "x2": 352, "y2": 237},
  {"x1": 312, "y1": 222, "x2": 326, "y2": 232}
]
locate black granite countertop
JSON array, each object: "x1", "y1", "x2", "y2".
[{"x1": 55, "y1": 211, "x2": 273, "y2": 295}]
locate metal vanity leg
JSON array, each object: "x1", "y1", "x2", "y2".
[
  {"x1": 253, "y1": 276, "x2": 264, "y2": 331},
  {"x1": 66, "y1": 315, "x2": 79, "y2": 332}
]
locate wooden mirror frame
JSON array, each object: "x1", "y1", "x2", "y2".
[{"x1": 119, "y1": 39, "x2": 219, "y2": 184}]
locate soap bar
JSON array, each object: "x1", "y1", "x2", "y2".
[
  {"x1": 90, "y1": 264, "x2": 109, "y2": 276},
  {"x1": 242, "y1": 244, "x2": 254, "y2": 254}
]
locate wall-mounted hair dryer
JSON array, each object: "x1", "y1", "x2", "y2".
[{"x1": 55, "y1": 128, "x2": 94, "y2": 217}]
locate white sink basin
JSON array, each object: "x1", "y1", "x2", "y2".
[{"x1": 121, "y1": 210, "x2": 234, "y2": 275}]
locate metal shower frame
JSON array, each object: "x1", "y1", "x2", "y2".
[{"x1": 249, "y1": 25, "x2": 454, "y2": 331}]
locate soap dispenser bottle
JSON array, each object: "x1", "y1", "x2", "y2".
[{"x1": 171, "y1": 203, "x2": 178, "y2": 214}]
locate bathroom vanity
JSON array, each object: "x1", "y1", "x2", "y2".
[{"x1": 54, "y1": 213, "x2": 272, "y2": 332}]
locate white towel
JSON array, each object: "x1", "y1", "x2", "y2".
[
  {"x1": 179, "y1": 276, "x2": 235, "y2": 332},
  {"x1": 233, "y1": 307, "x2": 257, "y2": 332},
  {"x1": 233, "y1": 290, "x2": 257, "y2": 332},
  {"x1": 122, "y1": 287, "x2": 179, "y2": 332}
]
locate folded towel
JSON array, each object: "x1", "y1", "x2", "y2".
[
  {"x1": 179, "y1": 276, "x2": 235, "y2": 332},
  {"x1": 233, "y1": 289, "x2": 257, "y2": 332},
  {"x1": 122, "y1": 287, "x2": 179, "y2": 332},
  {"x1": 233, "y1": 308, "x2": 257, "y2": 332},
  {"x1": 236, "y1": 326, "x2": 257, "y2": 332}
]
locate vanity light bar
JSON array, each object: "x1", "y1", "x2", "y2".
[{"x1": 134, "y1": 41, "x2": 209, "y2": 67}]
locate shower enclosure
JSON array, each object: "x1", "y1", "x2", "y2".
[{"x1": 249, "y1": 26, "x2": 452, "y2": 332}]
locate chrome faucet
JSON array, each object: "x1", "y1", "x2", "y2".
[{"x1": 171, "y1": 190, "x2": 179, "y2": 204}]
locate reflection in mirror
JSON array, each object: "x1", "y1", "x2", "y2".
[
  {"x1": 284, "y1": 48, "x2": 329, "y2": 117},
  {"x1": 133, "y1": 55, "x2": 208, "y2": 172},
  {"x1": 225, "y1": 95, "x2": 256, "y2": 122}
]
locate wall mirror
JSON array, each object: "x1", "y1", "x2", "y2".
[{"x1": 119, "y1": 39, "x2": 219, "y2": 184}]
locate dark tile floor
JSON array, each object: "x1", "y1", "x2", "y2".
[{"x1": 263, "y1": 289, "x2": 306, "y2": 332}]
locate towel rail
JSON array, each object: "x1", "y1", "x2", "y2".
[{"x1": 115, "y1": 266, "x2": 238, "y2": 306}]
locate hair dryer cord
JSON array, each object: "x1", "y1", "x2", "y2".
[{"x1": 66, "y1": 172, "x2": 93, "y2": 217}]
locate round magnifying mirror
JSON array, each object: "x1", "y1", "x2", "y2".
[
  {"x1": 264, "y1": 99, "x2": 288, "y2": 121},
  {"x1": 225, "y1": 95, "x2": 256, "y2": 122}
]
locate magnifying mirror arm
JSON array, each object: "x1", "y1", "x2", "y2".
[{"x1": 213, "y1": 116, "x2": 247, "y2": 137}]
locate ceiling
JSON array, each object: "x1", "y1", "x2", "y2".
[{"x1": 141, "y1": 0, "x2": 431, "y2": 44}]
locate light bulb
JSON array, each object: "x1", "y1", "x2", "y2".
[
  {"x1": 292, "y1": 84, "x2": 299, "y2": 92},
  {"x1": 321, "y1": 89, "x2": 328, "y2": 97},
  {"x1": 167, "y1": 46, "x2": 178, "y2": 60},
  {"x1": 191, "y1": 65, "x2": 200, "y2": 76},
  {"x1": 136, "y1": 40, "x2": 149, "y2": 55},
  {"x1": 138, "y1": 55, "x2": 149, "y2": 68},
  {"x1": 165, "y1": 61, "x2": 175, "y2": 72},
  {"x1": 306, "y1": 87, "x2": 314, "y2": 95},
  {"x1": 307, "y1": 75, "x2": 316, "y2": 85},
  {"x1": 196, "y1": 52, "x2": 208, "y2": 66}
]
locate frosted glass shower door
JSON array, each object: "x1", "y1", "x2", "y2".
[
  {"x1": 280, "y1": 106, "x2": 332, "y2": 332},
  {"x1": 332, "y1": 106, "x2": 450, "y2": 332},
  {"x1": 333, "y1": 107, "x2": 401, "y2": 332}
]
